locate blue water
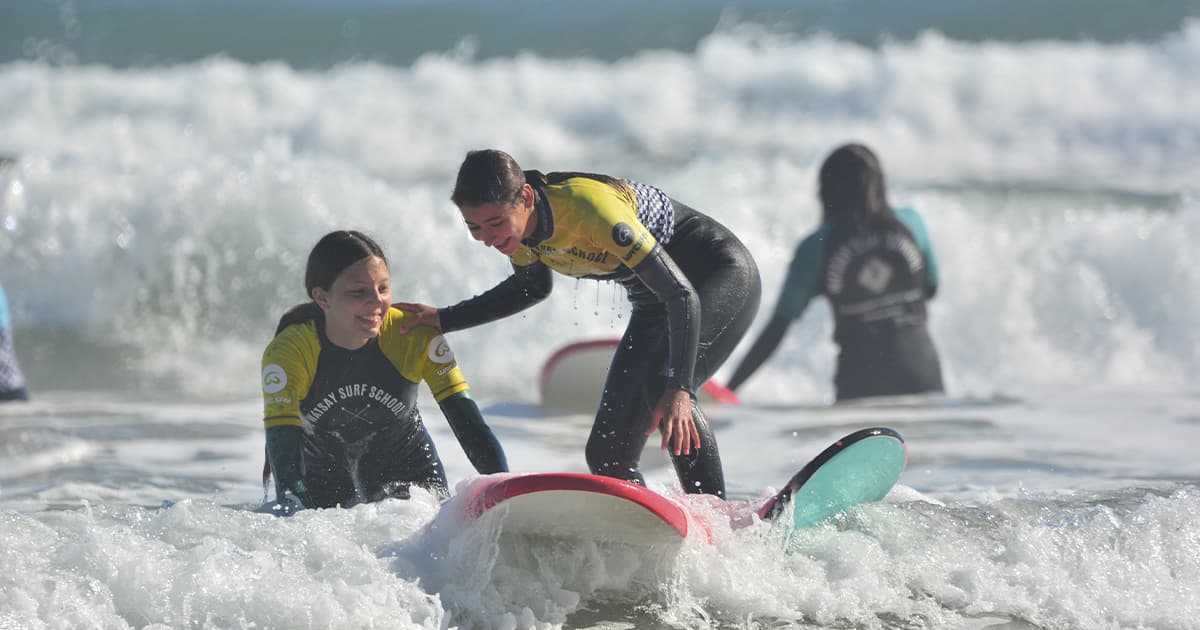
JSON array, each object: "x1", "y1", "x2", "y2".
[
  {"x1": 4, "y1": 0, "x2": 1200, "y2": 69},
  {"x1": 1, "y1": 2, "x2": 1199, "y2": 628}
]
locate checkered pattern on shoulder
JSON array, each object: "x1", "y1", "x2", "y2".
[{"x1": 627, "y1": 180, "x2": 675, "y2": 245}]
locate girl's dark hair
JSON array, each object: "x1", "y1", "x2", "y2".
[
  {"x1": 819, "y1": 144, "x2": 917, "y2": 268},
  {"x1": 819, "y1": 143, "x2": 892, "y2": 234},
  {"x1": 451, "y1": 148, "x2": 633, "y2": 208},
  {"x1": 274, "y1": 230, "x2": 387, "y2": 335},
  {"x1": 451, "y1": 149, "x2": 527, "y2": 207}
]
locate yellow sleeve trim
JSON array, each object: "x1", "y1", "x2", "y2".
[
  {"x1": 431, "y1": 381, "x2": 470, "y2": 402},
  {"x1": 264, "y1": 415, "x2": 302, "y2": 429}
]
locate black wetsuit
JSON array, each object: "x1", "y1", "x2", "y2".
[
  {"x1": 823, "y1": 213, "x2": 944, "y2": 399},
  {"x1": 439, "y1": 173, "x2": 761, "y2": 498},
  {"x1": 729, "y1": 206, "x2": 943, "y2": 401}
]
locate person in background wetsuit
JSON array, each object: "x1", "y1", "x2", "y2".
[
  {"x1": 260, "y1": 230, "x2": 507, "y2": 510},
  {"x1": 395, "y1": 149, "x2": 761, "y2": 499},
  {"x1": 0, "y1": 280, "x2": 30, "y2": 402},
  {"x1": 726, "y1": 143, "x2": 944, "y2": 401}
]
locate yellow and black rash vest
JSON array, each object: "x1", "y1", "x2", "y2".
[
  {"x1": 263, "y1": 307, "x2": 468, "y2": 432},
  {"x1": 439, "y1": 172, "x2": 702, "y2": 391},
  {"x1": 509, "y1": 175, "x2": 675, "y2": 281},
  {"x1": 261, "y1": 307, "x2": 468, "y2": 486}
]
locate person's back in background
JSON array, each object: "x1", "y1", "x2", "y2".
[{"x1": 726, "y1": 143, "x2": 944, "y2": 401}]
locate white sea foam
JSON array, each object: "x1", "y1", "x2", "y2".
[
  {"x1": 1, "y1": 11, "x2": 1199, "y2": 630},
  {"x1": 2, "y1": 27, "x2": 1198, "y2": 403}
]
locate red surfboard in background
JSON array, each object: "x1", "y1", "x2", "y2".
[{"x1": 539, "y1": 338, "x2": 740, "y2": 413}]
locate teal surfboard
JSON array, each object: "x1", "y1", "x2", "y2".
[{"x1": 757, "y1": 427, "x2": 907, "y2": 529}]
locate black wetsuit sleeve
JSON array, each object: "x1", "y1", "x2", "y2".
[
  {"x1": 438, "y1": 391, "x2": 509, "y2": 474},
  {"x1": 264, "y1": 425, "x2": 314, "y2": 507},
  {"x1": 437, "y1": 261, "x2": 553, "y2": 333},
  {"x1": 725, "y1": 315, "x2": 792, "y2": 392},
  {"x1": 629, "y1": 245, "x2": 701, "y2": 393}
]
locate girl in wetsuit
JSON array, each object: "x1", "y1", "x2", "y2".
[
  {"x1": 726, "y1": 143, "x2": 944, "y2": 401},
  {"x1": 261, "y1": 230, "x2": 507, "y2": 509},
  {"x1": 396, "y1": 150, "x2": 761, "y2": 499}
]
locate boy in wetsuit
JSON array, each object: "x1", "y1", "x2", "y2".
[{"x1": 395, "y1": 150, "x2": 761, "y2": 499}]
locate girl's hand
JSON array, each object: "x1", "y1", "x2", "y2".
[{"x1": 647, "y1": 388, "x2": 700, "y2": 456}]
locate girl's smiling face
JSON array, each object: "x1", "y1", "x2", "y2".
[{"x1": 312, "y1": 255, "x2": 390, "y2": 349}]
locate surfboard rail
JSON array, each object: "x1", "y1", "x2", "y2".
[{"x1": 757, "y1": 427, "x2": 907, "y2": 526}]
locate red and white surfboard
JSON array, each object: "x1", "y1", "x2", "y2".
[
  {"x1": 539, "y1": 338, "x2": 740, "y2": 413},
  {"x1": 452, "y1": 472, "x2": 695, "y2": 544},
  {"x1": 440, "y1": 428, "x2": 906, "y2": 547}
]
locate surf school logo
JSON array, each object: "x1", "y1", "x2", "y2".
[
  {"x1": 428, "y1": 335, "x2": 454, "y2": 364},
  {"x1": 612, "y1": 222, "x2": 635, "y2": 247},
  {"x1": 262, "y1": 364, "x2": 287, "y2": 394},
  {"x1": 857, "y1": 257, "x2": 894, "y2": 294}
]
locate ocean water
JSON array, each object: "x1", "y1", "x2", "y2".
[{"x1": 2, "y1": 1, "x2": 1200, "y2": 628}]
